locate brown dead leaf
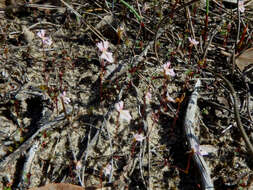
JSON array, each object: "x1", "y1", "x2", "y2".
[
  {"x1": 28, "y1": 183, "x2": 85, "y2": 190},
  {"x1": 235, "y1": 48, "x2": 253, "y2": 72}
]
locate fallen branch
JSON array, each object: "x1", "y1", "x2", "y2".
[{"x1": 184, "y1": 79, "x2": 214, "y2": 190}]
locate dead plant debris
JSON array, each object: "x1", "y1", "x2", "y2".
[{"x1": 0, "y1": 0, "x2": 252, "y2": 190}]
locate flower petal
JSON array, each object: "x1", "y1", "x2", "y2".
[
  {"x1": 166, "y1": 92, "x2": 175, "y2": 102},
  {"x1": 115, "y1": 101, "x2": 124, "y2": 112},
  {"x1": 239, "y1": 1, "x2": 245, "y2": 13},
  {"x1": 119, "y1": 110, "x2": 132, "y2": 122},
  {"x1": 104, "y1": 164, "x2": 112, "y2": 176},
  {"x1": 43, "y1": 37, "x2": 52, "y2": 46},
  {"x1": 145, "y1": 92, "x2": 152, "y2": 102},
  {"x1": 188, "y1": 37, "x2": 199, "y2": 45},
  {"x1": 103, "y1": 41, "x2": 109, "y2": 50},
  {"x1": 133, "y1": 134, "x2": 145, "y2": 142},
  {"x1": 100, "y1": 52, "x2": 114, "y2": 63},
  {"x1": 37, "y1": 30, "x2": 45, "y2": 38},
  {"x1": 96, "y1": 42, "x2": 104, "y2": 52},
  {"x1": 165, "y1": 68, "x2": 175, "y2": 77}
]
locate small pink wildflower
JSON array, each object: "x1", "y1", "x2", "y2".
[
  {"x1": 133, "y1": 133, "x2": 146, "y2": 142},
  {"x1": 238, "y1": 1, "x2": 245, "y2": 13},
  {"x1": 162, "y1": 61, "x2": 175, "y2": 77},
  {"x1": 75, "y1": 161, "x2": 82, "y2": 170},
  {"x1": 145, "y1": 91, "x2": 152, "y2": 103},
  {"x1": 43, "y1": 37, "x2": 52, "y2": 46},
  {"x1": 37, "y1": 29, "x2": 46, "y2": 39},
  {"x1": 59, "y1": 91, "x2": 71, "y2": 104},
  {"x1": 104, "y1": 163, "x2": 112, "y2": 176},
  {"x1": 96, "y1": 41, "x2": 114, "y2": 63},
  {"x1": 188, "y1": 37, "x2": 199, "y2": 46},
  {"x1": 115, "y1": 101, "x2": 132, "y2": 123},
  {"x1": 37, "y1": 29, "x2": 52, "y2": 46}
]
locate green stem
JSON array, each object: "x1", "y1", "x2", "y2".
[
  {"x1": 206, "y1": 0, "x2": 209, "y2": 15},
  {"x1": 119, "y1": 0, "x2": 142, "y2": 22}
]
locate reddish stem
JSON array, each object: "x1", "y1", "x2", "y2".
[{"x1": 237, "y1": 24, "x2": 248, "y2": 52}]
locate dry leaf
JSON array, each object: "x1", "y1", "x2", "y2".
[
  {"x1": 22, "y1": 25, "x2": 34, "y2": 43},
  {"x1": 28, "y1": 183, "x2": 84, "y2": 190},
  {"x1": 235, "y1": 48, "x2": 253, "y2": 72}
]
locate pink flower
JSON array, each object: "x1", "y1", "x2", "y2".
[
  {"x1": 43, "y1": 37, "x2": 52, "y2": 46},
  {"x1": 115, "y1": 101, "x2": 132, "y2": 123},
  {"x1": 96, "y1": 41, "x2": 114, "y2": 63},
  {"x1": 188, "y1": 37, "x2": 199, "y2": 46},
  {"x1": 133, "y1": 133, "x2": 146, "y2": 142},
  {"x1": 37, "y1": 29, "x2": 52, "y2": 46},
  {"x1": 145, "y1": 91, "x2": 152, "y2": 103},
  {"x1": 37, "y1": 30, "x2": 46, "y2": 38},
  {"x1": 238, "y1": 1, "x2": 245, "y2": 13},
  {"x1": 162, "y1": 62, "x2": 175, "y2": 77},
  {"x1": 104, "y1": 164, "x2": 112, "y2": 176},
  {"x1": 59, "y1": 91, "x2": 71, "y2": 104},
  {"x1": 75, "y1": 161, "x2": 82, "y2": 170}
]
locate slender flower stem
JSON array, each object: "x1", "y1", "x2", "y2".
[{"x1": 119, "y1": 0, "x2": 142, "y2": 22}]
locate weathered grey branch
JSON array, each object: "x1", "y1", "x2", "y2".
[{"x1": 184, "y1": 79, "x2": 214, "y2": 190}]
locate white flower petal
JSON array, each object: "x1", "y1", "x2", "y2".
[
  {"x1": 165, "y1": 61, "x2": 171, "y2": 68},
  {"x1": 133, "y1": 134, "x2": 145, "y2": 142},
  {"x1": 43, "y1": 37, "x2": 52, "y2": 46},
  {"x1": 166, "y1": 93, "x2": 175, "y2": 102},
  {"x1": 103, "y1": 41, "x2": 109, "y2": 50},
  {"x1": 119, "y1": 110, "x2": 132, "y2": 122},
  {"x1": 188, "y1": 37, "x2": 199, "y2": 45},
  {"x1": 104, "y1": 164, "x2": 112, "y2": 176},
  {"x1": 163, "y1": 63, "x2": 169, "y2": 70},
  {"x1": 75, "y1": 161, "x2": 82, "y2": 170},
  {"x1": 145, "y1": 92, "x2": 152, "y2": 102},
  {"x1": 239, "y1": 1, "x2": 245, "y2": 13},
  {"x1": 37, "y1": 30, "x2": 45, "y2": 38},
  {"x1": 101, "y1": 52, "x2": 114, "y2": 63},
  {"x1": 115, "y1": 101, "x2": 124, "y2": 112},
  {"x1": 96, "y1": 42, "x2": 104, "y2": 52},
  {"x1": 63, "y1": 97, "x2": 71, "y2": 104},
  {"x1": 165, "y1": 68, "x2": 175, "y2": 77},
  {"x1": 60, "y1": 91, "x2": 71, "y2": 104}
]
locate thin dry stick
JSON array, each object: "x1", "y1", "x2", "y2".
[
  {"x1": 233, "y1": 0, "x2": 242, "y2": 75},
  {"x1": 0, "y1": 109, "x2": 72, "y2": 172},
  {"x1": 202, "y1": 22, "x2": 223, "y2": 61},
  {"x1": 59, "y1": 0, "x2": 104, "y2": 41},
  {"x1": 214, "y1": 73, "x2": 253, "y2": 158},
  {"x1": 186, "y1": 6, "x2": 199, "y2": 55},
  {"x1": 154, "y1": 0, "x2": 200, "y2": 61},
  {"x1": 131, "y1": 81, "x2": 152, "y2": 189},
  {"x1": 246, "y1": 92, "x2": 253, "y2": 122}
]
